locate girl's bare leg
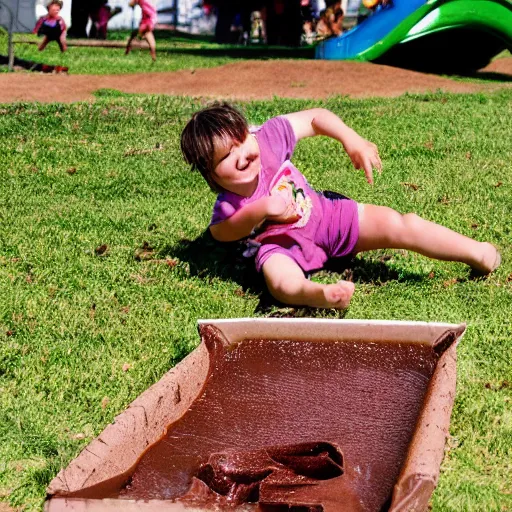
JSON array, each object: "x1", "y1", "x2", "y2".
[
  {"x1": 125, "y1": 29, "x2": 138, "y2": 55},
  {"x1": 262, "y1": 253, "x2": 355, "y2": 309},
  {"x1": 58, "y1": 33, "x2": 67, "y2": 52},
  {"x1": 38, "y1": 36, "x2": 49, "y2": 51},
  {"x1": 355, "y1": 204, "x2": 499, "y2": 274},
  {"x1": 144, "y1": 31, "x2": 157, "y2": 61}
]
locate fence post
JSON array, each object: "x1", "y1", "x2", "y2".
[{"x1": 0, "y1": 1, "x2": 15, "y2": 71}]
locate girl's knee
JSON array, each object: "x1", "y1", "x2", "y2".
[
  {"x1": 401, "y1": 212, "x2": 425, "y2": 235},
  {"x1": 262, "y1": 256, "x2": 305, "y2": 300},
  {"x1": 383, "y1": 211, "x2": 422, "y2": 245},
  {"x1": 388, "y1": 211, "x2": 420, "y2": 230},
  {"x1": 402, "y1": 212, "x2": 421, "y2": 225}
]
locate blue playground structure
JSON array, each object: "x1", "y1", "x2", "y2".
[{"x1": 316, "y1": 0, "x2": 512, "y2": 72}]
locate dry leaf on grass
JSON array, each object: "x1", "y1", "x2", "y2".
[
  {"x1": 401, "y1": 182, "x2": 420, "y2": 191},
  {"x1": 95, "y1": 244, "x2": 108, "y2": 256}
]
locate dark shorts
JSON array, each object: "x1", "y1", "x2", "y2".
[{"x1": 38, "y1": 22, "x2": 63, "y2": 41}]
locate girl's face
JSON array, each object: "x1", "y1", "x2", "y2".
[
  {"x1": 47, "y1": 3, "x2": 61, "y2": 17},
  {"x1": 212, "y1": 133, "x2": 260, "y2": 196}
]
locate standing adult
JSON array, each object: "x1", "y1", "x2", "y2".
[{"x1": 68, "y1": 0, "x2": 88, "y2": 38}]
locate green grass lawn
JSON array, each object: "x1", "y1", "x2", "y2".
[
  {"x1": 1, "y1": 28, "x2": 509, "y2": 76},
  {"x1": 0, "y1": 90, "x2": 511, "y2": 511},
  {"x1": 1, "y1": 29, "x2": 314, "y2": 75}
]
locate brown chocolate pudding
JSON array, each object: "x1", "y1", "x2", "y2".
[{"x1": 73, "y1": 325, "x2": 444, "y2": 511}]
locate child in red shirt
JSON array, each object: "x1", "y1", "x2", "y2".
[{"x1": 33, "y1": 0, "x2": 67, "y2": 53}]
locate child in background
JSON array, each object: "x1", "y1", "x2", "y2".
[
  {"x1": 125, "y1": 0, "x2": 157, "y2": 61},
  {"x1": 330, "y1": 4, "x2": 344, "y2": 36},
  {"x1": 326, "y1": 0, "x2": 344, "y2": 36},
  {"x1": 315, "y1": 9, "x2": 332, "y2": 39},
  {"x1": 89, "y1": 1, "x2": 122, "y2": 39},
  {"x1": 33, "y1": 0, "x2": 67, "y2": 52},
  {"x1": 181, "y1": 103, "x2": 501, "y2": 310},
  {"x1": 250, "y1": 11, "x2": 266, "y2": 44}
]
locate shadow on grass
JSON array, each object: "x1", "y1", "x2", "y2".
[
  {"x1": 0, "y1": 54, "x2": 58, "y2": 72},
  {"x1": 373, "y1": 61, "x2": 512, "y2": 83},
  {"x1": 161, "y1": 229, "x2": 267, "y2": 294},
  {"x1": 106, "y1": 28, "x2": 315, "y2": 59},
  {"x1": 163, "y1": 230, "x2": 422, "y2": 315},
  {"x1": 158, "y1": 45, "x2": 316, "y2": 60},
  {"x1": 457, "y1": 70, "x2": 512, "y2": 83}
]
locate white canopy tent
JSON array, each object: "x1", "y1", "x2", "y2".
[{"x1": 0, "y1": 0, "x2": 36, "y2": 33}]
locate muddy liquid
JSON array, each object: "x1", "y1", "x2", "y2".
[{"x1": 84, "y1": 327, "x2": 440, "y2": 511}]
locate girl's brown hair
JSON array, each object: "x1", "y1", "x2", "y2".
[
  {"x1": 47, "y1": 0, "x2": 63, "y2": 8},
  {"x1": 180, "y1": 102, "x2": 248, "y2": 192}
]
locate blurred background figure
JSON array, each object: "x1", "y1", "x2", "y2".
[
  {"x1": 315, "y1": 0, "x2": 344, "y2": 39},
  {"x1": 126, "y1": 0, "x2": 157, "y2": 60},
  {"x1": 89, "y1": 0, "x2": 122, "y2": 39},
  {"x1": 332, "y1": 4, "x2": 344, "y2": 35},
  {"x1": 300, "y1": 0, "x2": 316, "y2": 44},
  {"x1": 63, "y1": 0, "x2": 339, "y2": 46},
  {"x1": 33, "y1": 0, "x2": 68, "y2": 51},
  {"x1": 301, "y1": 18, "x2": 316, "y2": 44},
  {"x1": 212, "y1": 0, "x2": 237, "y2": 43},
  {"x1": 264, "y1": 0, "x2": 302, "y2": 46},
  {"x1": 68, "y1": 0, "x2": 87, "y2": 37},
  {"x1": 315, "y1": 8, "x2": 332, "y2": 39},
  {"x1": 250, "y1": 10, "x2": 266, "y2": 43},
  {"x1": 326, "y1": 0, "x2": 344, "y2": 36}
]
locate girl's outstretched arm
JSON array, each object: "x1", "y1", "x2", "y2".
[
  {"x1": 283, "y1": 108, "x2": 382, "y2": 184},
  {"x1": 33, "y1": 16, "x2": 44, "y2": 34}
]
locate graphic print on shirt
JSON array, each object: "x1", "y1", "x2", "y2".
[{"x1": 269, "y1": 162, "x2": 313, "y2": 229}]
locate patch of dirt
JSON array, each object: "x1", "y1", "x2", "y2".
[{"x1": 0, "y1": 58, "x2": 511, "y2": 103}]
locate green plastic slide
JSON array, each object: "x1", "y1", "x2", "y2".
[{"x1": 316, "y1": 0, "x2": 512, "y2": 72}]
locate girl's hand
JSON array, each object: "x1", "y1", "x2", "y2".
[
  {"x1": 344, "y1": 134, "x2": 382, "y2": 184},
  {"x1": 266, "y1": 195, "x2": 300, "y2": 224}
]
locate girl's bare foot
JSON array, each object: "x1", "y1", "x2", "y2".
[
  {"x1": 322, "y1": 280, "x2": 355, "y2": 309},
  {"x1": 471, "y1": 242, "x2": 501, "y2": 276}
]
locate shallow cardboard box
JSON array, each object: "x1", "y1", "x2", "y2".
[{"x1": 46, "y1": 318, "x2": 466, "y2": 512}]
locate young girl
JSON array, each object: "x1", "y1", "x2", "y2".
[
  {"x1": 181, "y1": 103, "x2": 501, "y2": 310},
  {"x1": 33, "y1": 0, "x2": 67, "y2": 53},
  {"x1": 125, "y1": 0, "x2": 157, "y2": 61}
]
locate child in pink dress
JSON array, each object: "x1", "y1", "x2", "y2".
[
  {"x1": 126, "y1": 0, "x2": 157, "y2": 61},
  {"x1": 33, "y1": 0, "x2": 67, "y2": 53},
  {"x1": 181, "y1": 103, "x2": 501, "y2": 310}
]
